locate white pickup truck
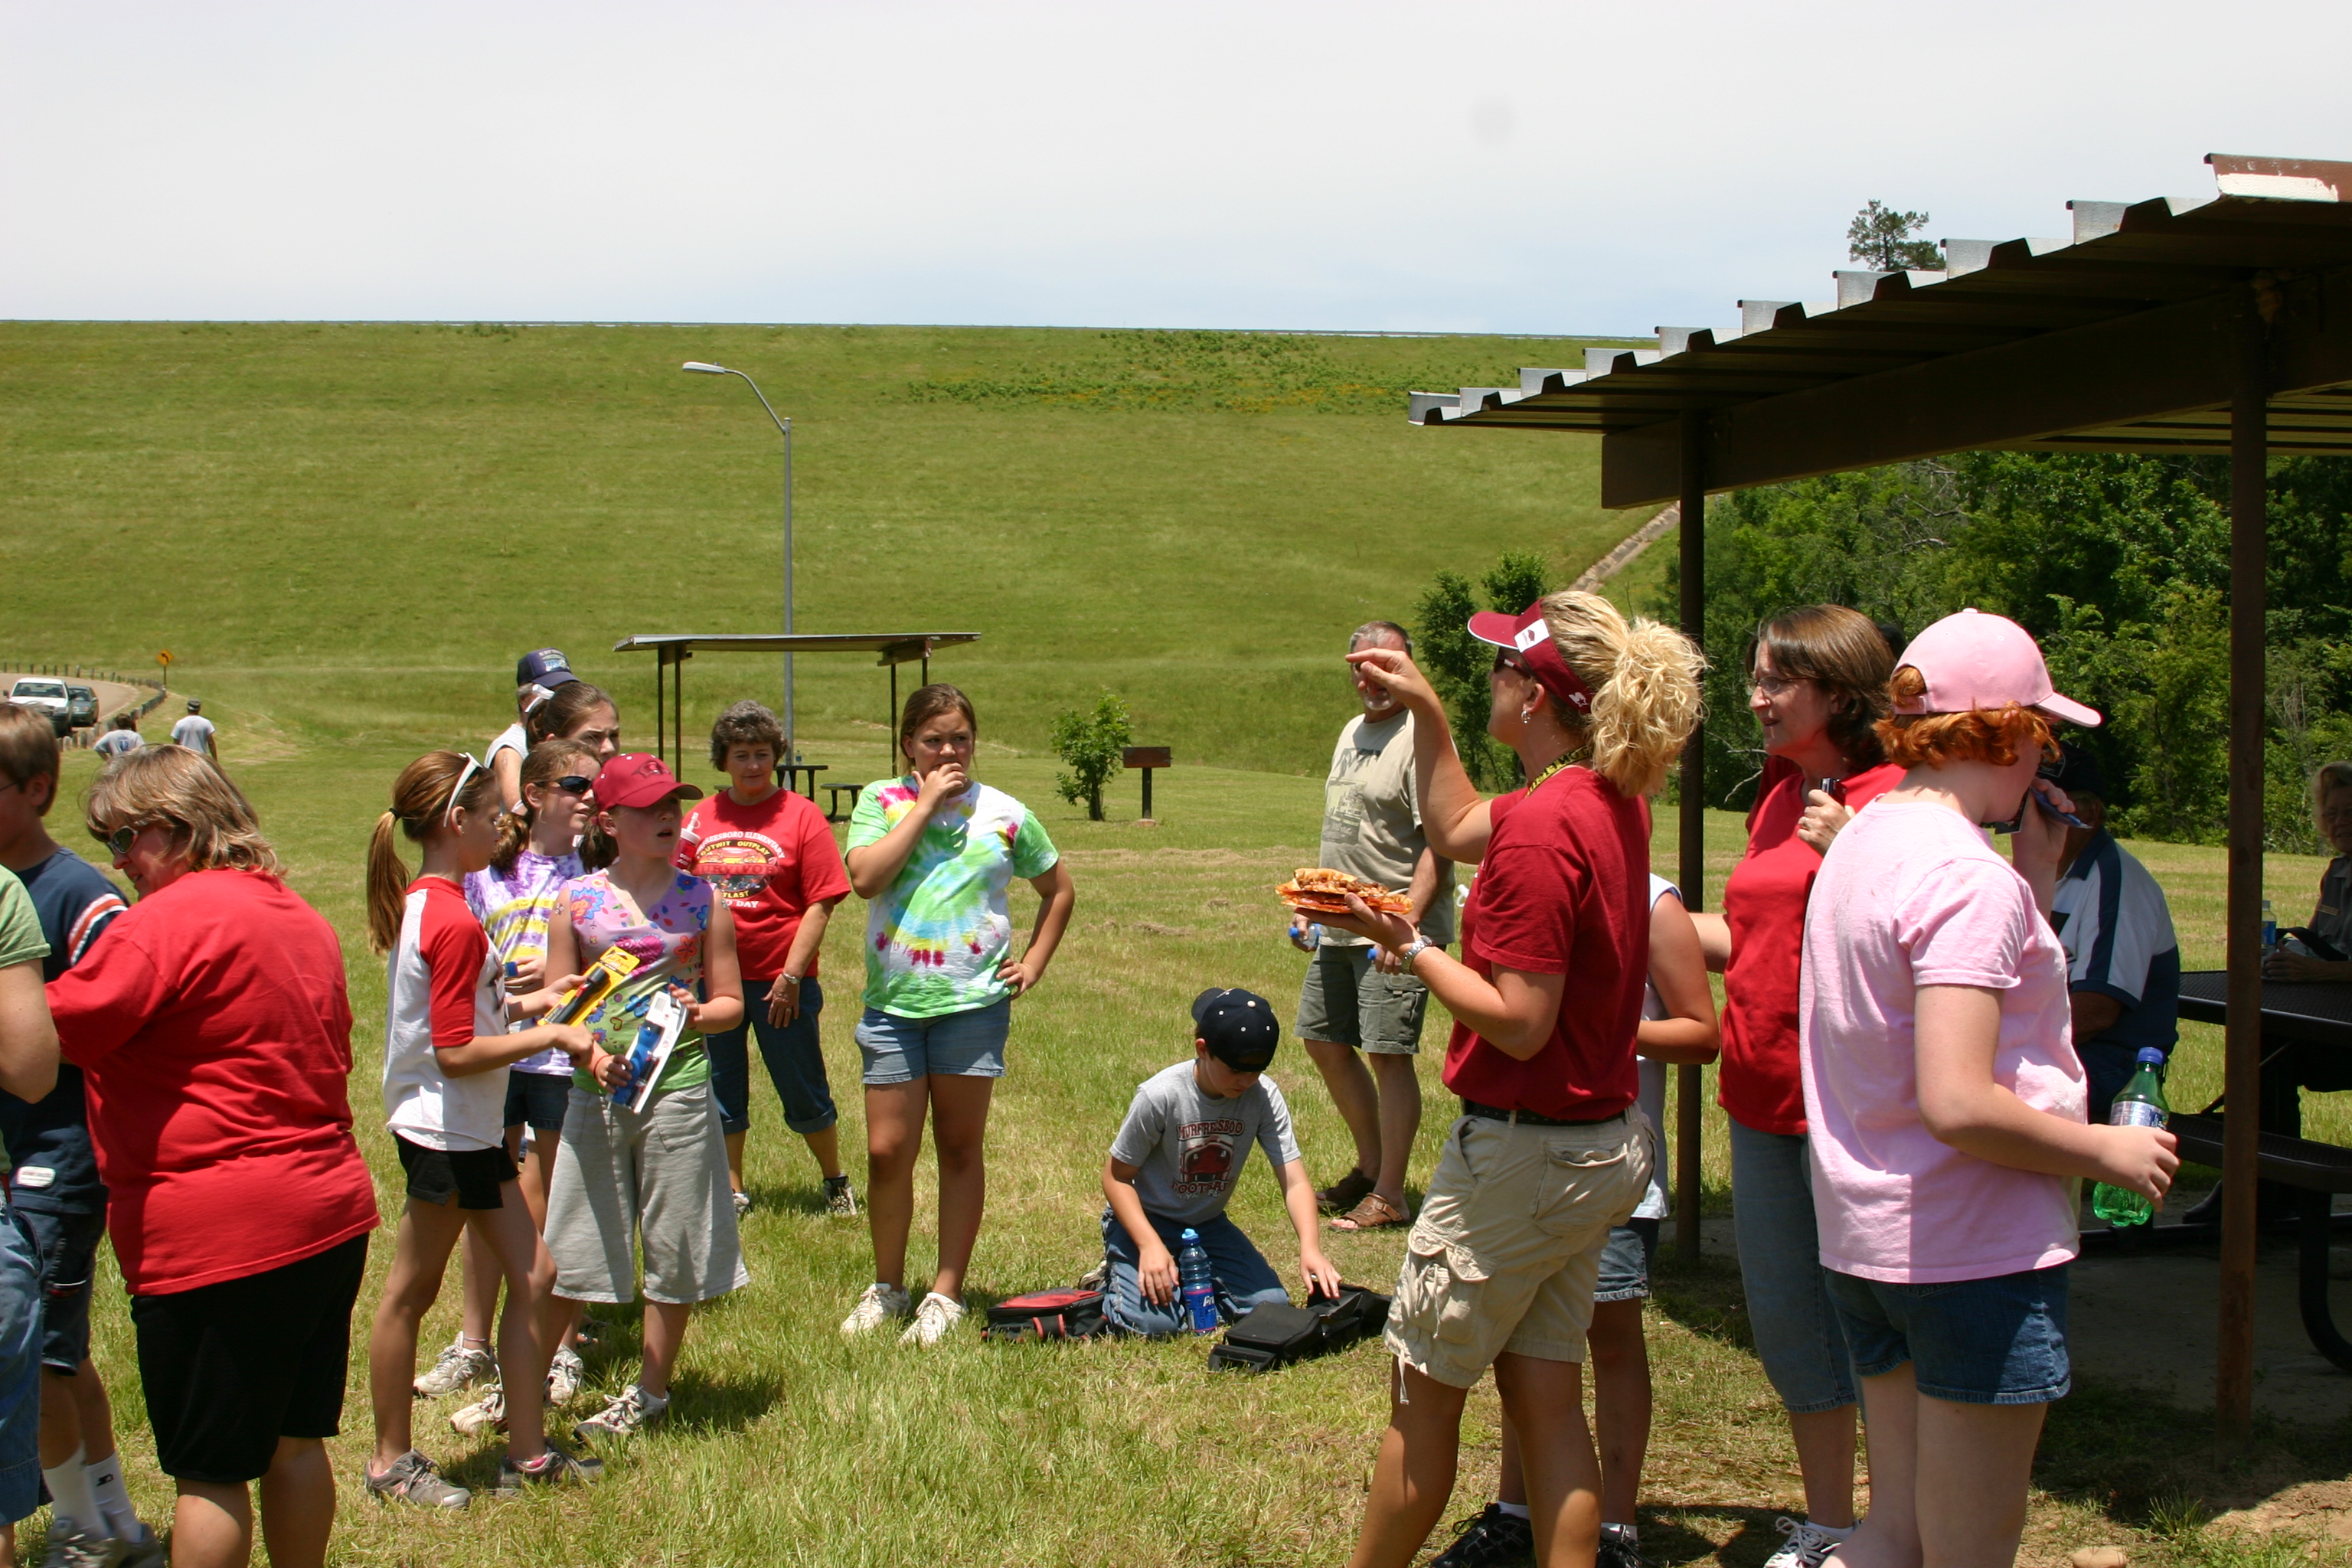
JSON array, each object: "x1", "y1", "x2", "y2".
[{"x1": 7, "y1": 679, "x2": 72, "y2": 736}]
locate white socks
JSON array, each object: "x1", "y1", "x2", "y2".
[
  {"x1": 42, "y1": 1446, "x2": 101, "y2": 1540},
  {"x1": 86, "y1": 1452, "x2": 139, "y2": 1541}
]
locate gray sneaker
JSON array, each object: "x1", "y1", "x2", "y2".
[
  {"x1": 495, "y1": 1442, "x2": 606, "y2": 1493},
  {"x1": 39, "y1": 1526, "x2": 125, "y2": 1568},
  {"x1": 572, "y1": 1384, "x2": 668, "y2": 1443},
  {"x1": 364, "y1": 1449, "x2": 470, "y2": 1509},
  {"x1": 412, "y1": 1338, "x2": 495, "y2": 1399},
  {"x1": 112, "y1": 1527, "x2": 163, "y2": 1568},
  {"x1": 824, "y1": 1174, "x2": 858, "y2": 1217}
]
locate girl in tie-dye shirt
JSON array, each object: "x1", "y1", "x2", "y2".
[{"x1": 838, "y1": 684, "x2": 1076, "y2": 1346}]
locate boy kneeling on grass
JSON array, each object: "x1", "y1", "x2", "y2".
[{"x1": 1102, "y1": 988, "x2": 1341, "y2": 1335}]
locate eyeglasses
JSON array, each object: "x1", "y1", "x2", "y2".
[
  {"x1": 98, "y1": 818, "x2": 168, "y2": 858},
  {"x1": 1749, "y1": 674, "x2": 1805, "y2": 697},
  {"x1": 443, "y1": 753, "x2": 485, "y2": 828}
]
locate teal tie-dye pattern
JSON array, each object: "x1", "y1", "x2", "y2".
[{"x1": 847, "y1": 777, "x2": 1059, "y2": 1018}]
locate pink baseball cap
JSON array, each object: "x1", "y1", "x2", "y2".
[
  {"x1": 1466, "y1": 601, "x2": 1596, "y2": 716},
  {"x1": 592, "y1": 753, "x2": 704, "y2": 811},
  {"x1": 1893, "y1": 609, "x2": 2100, "y2": 727}
]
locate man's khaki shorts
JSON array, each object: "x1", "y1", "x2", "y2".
[
  {"x1": 1296, "y1": 946, "x2": 1431, "y2": 1055},
  {"x1": 1383, "y1": 1109, "x2": 1651, "y2": 1387}
]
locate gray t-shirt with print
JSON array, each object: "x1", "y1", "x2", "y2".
[
  {"x1": 1316, "y1": 709, "x2": 1455, "y2": 947},
  {"x1": 1109, "y1": 1061, "x2": 1301, "y2": 1228}
]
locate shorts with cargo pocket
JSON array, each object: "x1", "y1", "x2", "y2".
[
  {"x1": 1297, "y1": 946, "x2": 1432, "y2": 1054},
  {"x1": 1383, "y1": 1109, "x2": 1650, "y2": 1387}
]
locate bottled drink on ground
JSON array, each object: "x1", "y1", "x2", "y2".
[
  {"x1": 1177, "y1": 1228, "x2": 1218, "y2": 1334},
  {"x1": 2092, "y1": 1047, "x2": 2171, "y2": 1227}
]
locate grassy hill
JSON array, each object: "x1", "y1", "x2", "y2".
[{"x1": 0, "y1": 322, "x2": 1649, "y2": 775}]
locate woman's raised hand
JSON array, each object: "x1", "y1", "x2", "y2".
[
  {"x1": 915, "y1": 760, "x2": 970, "y2": 815},
  {"x1": 1344, "y1": 646, "x2": 1442, "y2": 714},
  {"x1": 1795, "y1": 791, "x2": 1853, "y2": 855}
]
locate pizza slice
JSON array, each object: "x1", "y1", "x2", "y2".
[{"x1": 1276, "y1": 867, "x2": 1414, "y2": 916}]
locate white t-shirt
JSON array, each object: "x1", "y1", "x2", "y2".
[
  {"x1": 169, "y1": 714, "x2": 215, "y2": 753},
  {"x1": 488, "y1": 721, "x2": 528, "y2": 768},
  {"x1": 1633, "y1": 874, "x2": 1676, "y2": 1221},
  {"x1": 382, "y1": 878, "x2": 507, "y2": 1152},
  {"x1": 93, "y1": 730, "x2": 141, "y2": 760}
]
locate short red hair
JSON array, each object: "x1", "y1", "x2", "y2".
[{"x1": 1875, "y1": 666, "x2": 2053, "y2": 769}]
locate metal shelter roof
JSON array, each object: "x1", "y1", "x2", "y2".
[
  {"x1": 1411, "y1": 153, "x2": 2352, "y2": 508},
  {"x1": 611, "y1": 632, "x2": 980, "y2": 665}
]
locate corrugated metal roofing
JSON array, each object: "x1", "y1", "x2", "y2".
[{"x1": 1411, "y1": 154, "x2": 2352, "y2": 504}]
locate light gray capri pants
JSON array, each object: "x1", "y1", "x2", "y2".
[{"x1": 544, "y1": 1078, "x2": 749, "y2": 1305}]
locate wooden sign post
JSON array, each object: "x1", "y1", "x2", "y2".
[{"x1": 1123, "y1": 746, "x2": 1171, "y2": 822}]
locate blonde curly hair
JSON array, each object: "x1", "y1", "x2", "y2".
[{"x1": 1537, "y1": 590, "x2": 1707, "y2": 798}]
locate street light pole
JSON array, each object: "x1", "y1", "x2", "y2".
[{"x1": 682, "y1": 361, "x2": 795, "y2": 751}]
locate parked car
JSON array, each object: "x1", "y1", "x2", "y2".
[
  {"x1": 65, "y1": 684, "x2": 97, "y2": 731},
  {"x1": 7, "y1": 679, "x2": 70, "y2": 736}
]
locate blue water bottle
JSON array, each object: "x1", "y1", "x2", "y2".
[{"x1": 1177, "y1": 1228, "x2": 1218, "y2": 1334}]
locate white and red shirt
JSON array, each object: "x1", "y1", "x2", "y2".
[{"x1": 383, "y1": 877, "x2": 505, "y2": 1152}]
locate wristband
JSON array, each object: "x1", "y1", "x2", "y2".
[{"x1": 1397, "y1": 935, "x2": 1434, "y2": 969}]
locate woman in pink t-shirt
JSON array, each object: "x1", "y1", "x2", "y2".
[{"x1": 1800, "y1": 609, "x2": 2177, "y2": 1567}]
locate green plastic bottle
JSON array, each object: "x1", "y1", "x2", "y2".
[{"x1": 2091, "y1": 1047, "x2": 2171, "y2": 1227}]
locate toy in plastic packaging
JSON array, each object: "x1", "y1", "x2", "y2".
[
  {"x1": 545, "y1": 947, "x2": 642, "y2": 1027},
  {"x1": 610, "y1": 990, "x2": 685, "y2": 1113}
]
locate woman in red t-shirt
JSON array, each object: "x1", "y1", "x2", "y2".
[
  {"x1": 1321, "y1": 590, "x2": 1701, "y2": 1568},
  {"x1": 1684, "y1": 604, "x2": 1902, "y2": 1562},
  {"x1": 46, "y1": 747, "x2": 379, "y2": 1568}
]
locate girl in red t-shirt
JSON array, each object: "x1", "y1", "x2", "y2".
[
  {"x1": 1683, "y1": 605, "x2": 1905, "y2": 1563},
  {"x1": 1321, "y1": 590, "x2": 1701, "y2": 1568},
  {"x1": 361, "y1": 750, "x2": 607, "y2": 1503}
]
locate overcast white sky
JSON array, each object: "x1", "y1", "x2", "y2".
[{"x1": 5, "y1": 2, "x2": 2348, "y2": 336}]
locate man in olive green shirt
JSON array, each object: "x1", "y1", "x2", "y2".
[{"x1": 1288, "y1": 622, "x2": 1452, "y2": 1231}]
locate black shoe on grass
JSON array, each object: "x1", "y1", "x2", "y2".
[{"x1": 1428, "y1": 1502, "x2": 1534, "y2": 1568}]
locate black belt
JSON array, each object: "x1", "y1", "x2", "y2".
[{"x1": 1460, "y1": 1099, "x2": 1625, "y2": 1129}]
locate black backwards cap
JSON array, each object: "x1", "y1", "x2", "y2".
[
  {"x1": 1192, "y1": 987, "x2": 1279, "y2": 1072},
  {"x1": 2041, "y1": 739, "x2": 2108, "y2": 800}
]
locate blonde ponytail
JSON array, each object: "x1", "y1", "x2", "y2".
[
  {"x1": 366, "y1": 811, "x2": 411, "y2": 954},
  {"x1": 1537, "y1": 590, "x2": 1706, "y2": 799}
]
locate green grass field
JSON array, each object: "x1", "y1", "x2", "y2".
[{"x1": 5, "y1": 322, "x2": 2345, "y2": 1566}]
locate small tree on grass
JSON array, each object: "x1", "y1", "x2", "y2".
[
  {"x1": 1847, "y1": 199, "x2": 1941, "y2": 272},
  {"x1": 1051, "y1": 690, "x2": 1132, "y2": 821}
]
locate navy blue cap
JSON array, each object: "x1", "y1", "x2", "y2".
[
  {"x1": 517, "y1": 648, "x2": 579, "y2": 689},
  {"x1": 1192, "y1": 987, "x2": 1279, "y2": 1071},
  {"x1": 2041, "y1": 740, "x2": 2106, "y2": 799}
]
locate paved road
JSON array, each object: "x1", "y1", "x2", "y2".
[{"x1": 0, "y1": 671, "x2": 165, "y2": 743}]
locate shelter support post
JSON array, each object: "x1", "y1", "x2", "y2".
[
  {"x1": 1676, "y1": 410, "x2": 1707, "y2": 1264},
  {"x1": 654, "y1": 646, "x2": 669, "y2": 770},
  {"x1": 2217, "y1": 289, "x2": 2269, "y2": 1441},
  {"x1": 889, "y1": 663, "x2": 898, "y2": 769}
]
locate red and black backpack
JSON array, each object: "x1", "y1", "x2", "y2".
[{"x1": 980, "y1": 1288, "x2": 1107, "y2": 1342}]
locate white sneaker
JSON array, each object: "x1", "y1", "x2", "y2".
[
  {"x1": 731, "y1": 1189, "x2": 751, "y2": 1217},
  {"x1": 899, "y1": 1291, "x2": 965, "y2": 1347},
  {"x1": 449, "y1": 1387, "x2": 506, "y2": 1436},
  {"x1": 840, "y1": 1282, "x2": 911, "y2": 1337},
  {"x1": 546, "y1": 1344, "x2": 586, "y2": 1408},
  {"x1": 1762, "y1": 1517, "x2": 1855, "y2": 1568},
  {"x1": 412, "y1": 1337, "x2": 495, "y2": 1398}
]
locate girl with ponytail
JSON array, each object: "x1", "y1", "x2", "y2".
[
  {"x1": 361, "y1": 750, "x2": 607, "y2": 1504},
  {"x1": 1320, "y1": 590, "x2": 1704, "y2": 1568},
  {"x1": 410, "y1": 740, "x2": 603, "y2": 1416}
]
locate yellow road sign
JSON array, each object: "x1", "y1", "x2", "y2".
[{"x1": 156, "y1": 651, "x2": 174, "y2": 668}]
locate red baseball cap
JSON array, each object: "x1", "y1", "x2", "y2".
[
  {"x1": 1893, "y1": 609, "x2": 2101, "y2": 727},
  {"x1": 592, "y1": 753, "x2": 704, "y2": 811},
  {"x1": 1465, "y1": 601, "x2": 1596, "y2": 717}
]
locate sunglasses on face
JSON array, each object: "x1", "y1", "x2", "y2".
[
  {"x1": 100, "y1": 818, "x2": 168, "y2": 857},
  {"x1": 548, "y1": 775, "x2": 595, "y2": 796},
  {"x1": 1490, "y1": 650, "x2": 1531, "y2": 678}
]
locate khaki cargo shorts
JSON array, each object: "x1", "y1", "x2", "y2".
[{"x1": 1383, "y1": 1109, "x2": 1651, "y2": 1387}]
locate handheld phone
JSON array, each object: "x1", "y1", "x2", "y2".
[{"x1": 1988, "y1": 787, "x2": 2089, "y2": 835}]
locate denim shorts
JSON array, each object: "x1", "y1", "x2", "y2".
[
  {"x1": 1593, "y1": 1217, "x2": 1659, "y2": 1305},
  {"x1": 504, "y1": 1068, "x2": 573, "y2": 1134},
  {"x1": 1729, "y1": 1118, "x2": 1857, "y2": 1414},
  {"x1": 0, "y1": 1210, "x2": 40, "y2": 1520},
  {"x1": 1823, "y1": 1263, "x2": 2071, "y2": 1406},
  {"x1": 18, "y1": 1207, "x2": 104, "y2": 1371},
  {"x1": 856, "y1": 999, "x2": 1011, "y2": 1086}
]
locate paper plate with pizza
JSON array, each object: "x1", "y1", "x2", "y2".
[{"x1": 1277, "y1": 867, "x2": 1413, "y2": 918}]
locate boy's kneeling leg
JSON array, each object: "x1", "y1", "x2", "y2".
[{"x1": 1101, "y1": 1252, "x2": 1187, "y2": 1339}]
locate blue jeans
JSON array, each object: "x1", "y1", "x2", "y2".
[
  {"x1": 706, "y1": 978, "x2": 837, "y2": 1135},
  {"x1": 0, "y1": 1210, "x2": 44, "y2": 1521},
  {"x1": 1099, "y1": 1210, "x2": 1290, "y2": 1338},
  {"x1": 1729, "y1": 1117, "x2": 1857, "y2": 1414},
  {"x1": 1825, "y1": 1263, "x2": 2071, "y2": 1406}
]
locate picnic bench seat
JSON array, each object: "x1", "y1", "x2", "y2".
[
  {"x1": 2167, "y1": 1111, "x2": 2352, "y2": 1371},
  {"x1": 825, "y1": 782, "x2": 864, "y2": 823}
]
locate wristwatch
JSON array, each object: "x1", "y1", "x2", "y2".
[
  {"x1": 779, "y1": 972, "x2": 803, "y2": 988},
  {"x1": 1396, "y1": 934, "x2": 1434, "y2": 969}
]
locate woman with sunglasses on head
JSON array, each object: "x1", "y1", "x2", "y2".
[
  {"x1": 1680, "y1": 606, "x2": 1906, "y2": 1566},
  {"x1": 541, "y1": 753, "x2": 746, "y2": 1445},
  {"x1": 1801, "y1": 610, "x2": 2174, "y2": 1568},
  {"x1": 410, "y1": 740, "x2": 603, "y2": 1413},
  {"x1": 838, "y1": 684, "x2": 1076, "y2": 1348},
  {"x1": 361, "y1": 750, "x2": 606, "y2": 1505},
  {"x1": 1322, "y1": 591, "x2": 1701, "y2": 1568},
  {"x1": 44, "y1": 747, "x2": 379, "y2": 1568}
]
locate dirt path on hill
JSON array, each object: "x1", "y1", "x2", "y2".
[{"x1": 1570, "y1": 501, "x2": 1680, "y2": 592}]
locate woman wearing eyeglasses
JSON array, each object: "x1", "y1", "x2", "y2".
[
  {"x1": 43, "y1": 747, "x2": 380, "y2": 1568},
  {"x1": 1692, "y1": 606, "x2": 1903, "y2": 1566},
  {"x1": 407, "y1": 740, "x2": 605, "y2": 1413}
]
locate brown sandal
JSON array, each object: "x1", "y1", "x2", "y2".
[
  {"x1": 1329, "y1": 1191, "x2": 1410, "y2": 1231},
  {"x1": 1316, "y1": 1169, "x2": 1376, "y2": 1214}
]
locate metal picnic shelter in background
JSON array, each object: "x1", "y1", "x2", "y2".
[{"x1": 1413, "y1": 152, "x2": 2352, "y2": 1436}]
